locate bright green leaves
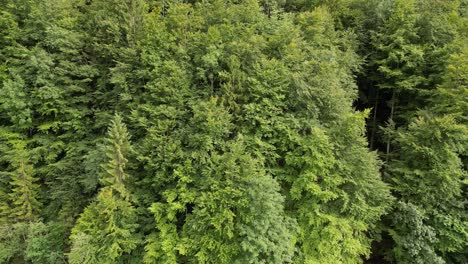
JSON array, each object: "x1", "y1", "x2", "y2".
[
  {"x1": 68, "y1": 232, "x2": 100, "y2": 264},
  {"x1": 133, "y1": 2, "x2": 390, "y2": 263},
  {"x1": 389, "y1": 114, "x2": 466, "y2": 202},
  {"x1": 0, "y1": 134, "x2": 41, "y2": 223},
  {"x1": 369, "y1": 0, "x2": 425, "y2": 110},
  {"x1": 182, "y1": 139, "x2": 296, "y2": 264},
  {"x1": 70, "y1": 188, "x2": 141, "y2": 264},
  {"x1": 145, "y1": 137, "x2": 297, "y2": 264},
  {"x1": 145, "y1": 202, "x2": 183, "y2": 264},
  {"x1": 289, "y1": 7, "x2": 360, "y2": 121},
  {"x1": 383, "y1": 39, "x2": 467, "y2": 259},
  {"x1": 431, "y1": 42, "x2": 468, "y2": 123},
  {"x1": 101, "y1": 114, "x2": 133, "y2": 198},
  {"x1": 329, "y1": 111, "x2": 393, "y2": 223},
  {"x1": 23, "y1": 221, "x2": 67, "y2": 264},
  {"x1": 0, "y1": 131, "x2": 67, "y2": 263},
  {"x1": 187, "y1": 98, "x2": 233, "y2": 153},
  {"x1": 7, "y1": 145, "x2": 40, "y2": 223},
  {"x1": 282, "y1": 126, "x2": 339, "y2": 203},
  {"x1": 278, "y1": 119, "x2": 391, "y2": 264},
  {"x1": 70, "y1": 115, "x2": 141, "y2": 263},
  {"x1": 144, "y1": 98, "x2": 295, "y2": 263},
  {"x1": 342, "y1": 0, "x2": 467, "y2": 261}
]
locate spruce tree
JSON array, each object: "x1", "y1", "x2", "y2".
[
  {"x1": 70, "y1": 114, "x2": 141, "y2": 264},
  {"x1": 0, "y1": 136, "x2": 41, "y2": 223}
]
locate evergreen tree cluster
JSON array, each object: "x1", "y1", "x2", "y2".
[{"x1": 0, "y1": 0, "x2": 465, "y2": 263}]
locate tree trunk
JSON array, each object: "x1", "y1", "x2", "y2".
[
  {"x1": 370, "y1": 89, "x2": 379, "y2": 150},
  {"x1": 386, "y1": 90, "x2": 396, "y2": 163}
]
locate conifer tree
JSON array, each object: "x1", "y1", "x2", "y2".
[
  {"x1": 70, "y1": 114, "x2": 141, "y2": 264},
  {"x1": 8, "y1": 144, "x2": 40, "y2": 223},
  {"x1": 1, "y1": 0, "x2": 466, "y2": 262},
  {"x1": 0, "y1": 136, "x2": 41, "y2": 223},
  {"x1": 431, "y1": 40, "x2": 468, "y2": 123},
  {"x1": 369, "y1": 0, "x2": 424, "y2": 157},
  {"x1": 383, "y1": 37, "x2": 468, "y2": 263},
  {"x1": 0, "y1": 132, "x2": 58, "y2": 263},
  {"x1": 385, "y1": 112, "x2": 467, "y2": 263}
]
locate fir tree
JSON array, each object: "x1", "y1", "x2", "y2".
[
  {"x1": 0, "y1": 136, "x2": 41, "y2": 223},
  {"x1": 70, "y1": 114, "x2": 141, "y2": 263}
]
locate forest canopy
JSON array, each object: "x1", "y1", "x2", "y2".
[{"x1": 0, "y1": 0, "x2": 466, "y2": 263}]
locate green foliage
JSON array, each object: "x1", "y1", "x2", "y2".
[
  {"x1": 70, "y1": 188, "x2": 141, "y2": 264},
  {"x1": 181, "y1": 138, "x2": 296, "y2": 264},
  {"x1": 0, "y1": 134, "x2": 41, "y2": 223},
  {"x1": 379, "y1": 21, "x2": 468, "y2": 261},
  {"x1": 0, "y1": 76, "x2": 32, "y2": 129},
  {"x1": 386, "y1": 112, "x2": 467, "y2": 259},
  {"x1": 0, "y1": 0, "x2": 464, "y2": 263},
  {"x1": 143, "y1": 99, "x2": 296, "y2": 264},
  {"x1": 24, "y1": 222, "x2": 67, "y2": 263},
  {"x1": 70, "y1": 115, "x2": 141, "y2": 263},
  {"x1": 0, "y1": 223, "x2": 29, "y2": 263},
  {"x1": 431, "y1": 41, "x2": 468, "y2": 123},
  {"x1": 101, "y1": 114, "x2": 133, "y2": 197},
  {"x1": 388, "y1": 202, "x2": 444, "y2": 264},
  {"x1": 0, "y1": 221, "x2": 67, "y2": 263},
  {"x1": 370, "y1": 0, "x2": 425, "y2": 92}
]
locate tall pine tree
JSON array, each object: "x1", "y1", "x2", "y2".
[{"x1": 70, "y1": 114, "x2": 141, "y2": 264}]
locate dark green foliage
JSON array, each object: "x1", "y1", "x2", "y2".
[
  {"x1": 385, "y1": 113, "x2": 467, "y2": 262},
  {"x1": 388, "y1": 202, "x2": 444, "y2": 264},
  {"x1": 348, "y1": 0, "x2": 467, "y2": 263},
  {"x1": 0, "y1": 221, "x2": 67, "y2": 263},
  {"x1": 0, "y1": 0, "x2": 465, "y2": 263}
]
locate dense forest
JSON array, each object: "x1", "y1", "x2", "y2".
[{"x1": 0, "y1": 0, "x2": 466, "y2": 263}]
